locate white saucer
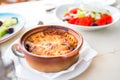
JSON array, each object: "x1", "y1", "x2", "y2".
[
  {"x1": 16, "y1": 54, "x2": 92, "y2": 80},
  {"x1": 3, "y1": 40, "x2": 97, "y2": 80}
]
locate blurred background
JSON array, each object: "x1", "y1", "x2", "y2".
[{"x1": 0, "y1": 0, "x2": 39, "y2": 5}]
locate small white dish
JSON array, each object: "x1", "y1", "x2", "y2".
[
  {"x1": 3, "y1": 40, "x2": 97, "y2": 80},
  {"x1": 17, "y1": 53, "x2": 92, "y2": 80},
  {"x1": 0, "y1": 13, "x2": 25, "y2": 43},
  {"x1": 55, "y1": 4, "x2": 120, "y2": 31}
]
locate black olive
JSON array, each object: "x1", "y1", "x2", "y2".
[
  {"x1": 91, "y1": 23, "x2": 98, "y2": 26},
  {"x1": 7, "y1": 28, "x2": 14, "y2": 34},
  {"x1": 0, "y1": 21, "x2": 3, "y2": 26},
  {"x1": 62, "y1": 18, "x2": 69, "y2": 22}
]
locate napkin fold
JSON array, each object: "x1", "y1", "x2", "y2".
[{"x1": 2, "y1": 40, "x2": 97, "y2": 80}]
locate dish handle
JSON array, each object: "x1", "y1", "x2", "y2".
[{"x1": 11, "y1": 44, "x2": 24, "y2": 58}]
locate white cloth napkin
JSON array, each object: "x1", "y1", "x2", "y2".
[{"x1": 2, "y1": 40, "x2": 97, "y2": 80}]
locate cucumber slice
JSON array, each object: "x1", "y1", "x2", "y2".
[
  {"x1": 95, "y1": 12, "x2": 101, "y2": 19},
  {"x1": 76, "y1": 10, "x2": 85, "y2": 18},
  {"x1": 2, "y1": 17, "x2": 18, "y2": 28},
  {"x1": 90, "y1": 12, "x2": 96, "y2": 19},
  {"x1": 0, "y1": 26, "x2": 7, "y2": 38},
  {"x1": 11, "y1": 17, "x2": 18, "y2": 25}
]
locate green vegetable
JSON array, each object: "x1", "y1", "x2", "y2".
[
  {"x1": 0, "y1": 26, "x2": 7, "y2": 38},
  {"x1": 90, "y1": 12, "x2": 96, "y2": 19},
  {"x1": 96, "y1": 12, "x2": 101, "y2": 19},
  {"x1": 76, "y1": 10, "x2": 85, "y2": 18},
  {"x1": 0, "y1": 17, "x2": 18, "y2": 38},
  {"x1": 2, "y1": 17, "x2": 18, "y2": 28}
]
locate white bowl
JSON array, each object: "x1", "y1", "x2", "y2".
[{"x1": 55, "y1": 4, "x2": 120, "y2": 31}]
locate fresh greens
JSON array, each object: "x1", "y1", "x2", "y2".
[{"x1": 0, "y1": 17, "x2": 18, "y2": 38}]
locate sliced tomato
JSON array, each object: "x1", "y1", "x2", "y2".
[
  {"x1": 85, "y1": 15, "x2": 93, "y2": 26},
  {"x1": 68, "y1": 17, "x2": 76, "y2": 24},
  {"x1": 95, "y1": 14, "x2": 113, "y2": 26},
  {"x1": 69, "y1": 8, "x2": 79, "y2": 14},
  {"x1": 74, "y1": 15, "x2": 93, "y2": 26},
  {"x1": 64, "y1": 12, "x2": 70, "y2": 17},
  {"x1": 105, "y1": 14, "x2": 112, "y2": 24}
]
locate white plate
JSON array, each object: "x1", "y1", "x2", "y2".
[
  {"x1": 0, "y1": 13, "x2": 25, "y2": 43},
  {"x1": 16, "y1": 41, "x2": 96, "y2": 80},
  {"x1": 55, "y1": 4, "x2": 120, "y2": 31},
  {"x1": 17, "y1": 58, "x2": 92, "y2": 80},
  {"x1": 3, "y1": 40, "x2": 97, "y2": 80},
  {"x1": 2, "y1": 40, "x2": 97, "y2": 80}
]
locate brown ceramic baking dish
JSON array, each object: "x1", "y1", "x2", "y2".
[{"x1": 12, "y1": 25, "x2": 83, "y2": 73}]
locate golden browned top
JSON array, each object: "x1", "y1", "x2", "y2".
[{"x1": 25, "y1": 29, "x2": 78, "y2": 56}]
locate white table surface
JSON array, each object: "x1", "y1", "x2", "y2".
[{"x1": 0, "y1": 0, "x2": 120, "y2": 80}]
